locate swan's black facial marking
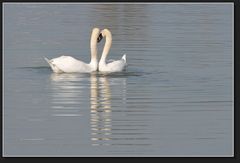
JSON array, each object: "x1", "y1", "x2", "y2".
[{"x1": 97, "y1": 33, "x2": 103, "y2": 43}]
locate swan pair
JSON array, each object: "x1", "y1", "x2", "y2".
[{"x1": 44, "y1": 28, "x2": 127, "y2": 73}]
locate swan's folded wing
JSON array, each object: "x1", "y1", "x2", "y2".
[
  {"x1": 107, "y1": 53, "x2": 126, "y2": 64},
  {"x1": 106, "y1": 59, "x2": 115, "y2": 64},
  {"x1": 107, "y1": 59, "x2": 127, "y2": 72},
  {"x1": 51, "y1": 56, "x2": 89, "y2": 72}
]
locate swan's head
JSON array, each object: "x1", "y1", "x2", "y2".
[
  {"x1": 100, "y1": 28, "x2": 112, "y2": 37},
  {"x1": 91, "y1": 28, "x2": 102, "y2": 43},
  {"x1": 98, "y1": 28, "x2": 112, "y2": 42},
  {"x1": 97, "y1": 33, "x2": 103, "y2": 43}
]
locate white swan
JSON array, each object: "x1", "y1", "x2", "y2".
[
  {"x1": 98, "y1": 29, "x2": 127, "y2": 72},
  {"x1": 44, "y1": 28, "x2": 102, "y2": 73}
]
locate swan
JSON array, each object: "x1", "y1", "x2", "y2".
[
  {"x1": 98, "y1": 29, "x2": 127, "y2": 72},
  {"x1": 44, "y1": 28, "x2": 103, "y2": 73}
]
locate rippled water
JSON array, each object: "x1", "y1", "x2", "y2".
[{"x1": 3, "y1": 3, "x2": 233, "y2": 156}]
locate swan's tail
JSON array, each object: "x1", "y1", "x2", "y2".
[
  {"x1": 44, "y1": 57, "x2": 51, "y2": 64},
  {"x1": 44, "y1": 57, "x2": 54, "y2": 69},
  {"x1": 44, "y1": 57, "x2": 63, "y2": 73},
  {"x1": 122, "y1": 54, "x2": 126, "y2": 63}
]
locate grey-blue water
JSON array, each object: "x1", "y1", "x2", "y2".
[{"x1": 3, "y1": 3, "x2": 233, "y2": 156}]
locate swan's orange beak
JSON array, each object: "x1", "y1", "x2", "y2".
[{"x1": 97, "y1": 33, "x2": 103, "y2": 43}]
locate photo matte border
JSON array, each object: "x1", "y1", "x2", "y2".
[{"x1": 1, "y1": 0, "x2": 239, "y2": 161}]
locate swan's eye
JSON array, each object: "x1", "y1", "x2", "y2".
[{"x1": 97, "y1": 33, "x2": 103, "y2": 43}]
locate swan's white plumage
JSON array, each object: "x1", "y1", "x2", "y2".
[
  {"x1": 44, "y1": 28, "x2": 100, "y2": 73},
  {"x1": 45, "y1": 56, "x2": 94, "y2": 73},
  {"x1": 98, "y1": 29, "x2": 127, "y2": 72}
]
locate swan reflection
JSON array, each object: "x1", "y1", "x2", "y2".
[
  {"x1": 50, "y1": 72, "x2": 138, "y2": 147},
  {"x1": 90, "y1": 73, "x2": 113, "y2": 146}
]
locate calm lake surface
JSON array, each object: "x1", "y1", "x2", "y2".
[{"x1": 3, "y1": 3, "x2": 233, "y2": 156}]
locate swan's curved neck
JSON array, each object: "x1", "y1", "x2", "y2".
[
  {"x1": 90, "y1": 42, "x2": 97, "y2": 63},
  {"x1": 89, "y1": 33, "x2": 98, "y2": 70},
  {"x1": 99, "y1": 31, "x2": 112, "y2": 64}
]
